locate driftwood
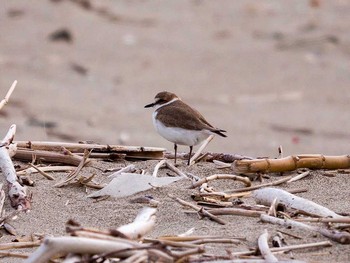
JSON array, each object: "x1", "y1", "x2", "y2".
[
  {"x1": 261, "y1": 214, "x2": 350, "y2": 244},
  {"x1": 15, "y1": 141, "x2": 165, "y2": 160},
  {"x1": 0, "y1": 125, "x2": 30, "y2": 210},
  {"x1": 258, "y1": 229, "x2": 278, "y2": 262},
  {"x1": 252, "y1": 187, "x2": 344, "y2": 219},
  {"x1": 14, "y1": 149, "x2": 85, "y2": 166},
  {"x1": 233, "y1": 154, "x2": 350, "y2": 174},
  {"x1": 25, "y1": 207, "x2": 157, "y2": 263},
  {"x1": 116, "y1": 207, "x2": 157, "y2": 239}
]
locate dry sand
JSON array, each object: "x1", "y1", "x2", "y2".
[{"x1": 0, "y1": 0, "x2": 350, "y2": 262}]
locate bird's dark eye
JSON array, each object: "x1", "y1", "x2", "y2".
[{"x1": 157, "y1": 99, "x2": 166, "y2": 104}]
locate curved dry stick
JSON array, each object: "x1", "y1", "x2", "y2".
[
  {"x1": 258, "y1": 229, "x2": 278, "y2": 262},
  {"x1": 191, "y1": 174, "x2": 251, "y2": 189}
]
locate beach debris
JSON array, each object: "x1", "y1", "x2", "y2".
[
  {"x1": 54, "y1": 150, "x2": 91, "y2": 187},
  {"x1": 261, "y1": 214, "x2": 350, "y2": 244},
  {"x1": 108, "y1": 164, "x2": 136, "y2": 178},
  {"x1": 171, "y1": 195, "x2": 226, "y2": 225},
  {"x1": 258, "y1": 229, "x2": 278, "y2": 262},
  {"x1": 191, "y1": 174, "x2": 251, "y2": 189},
  {"x1": 15, "y1": 140, "x2": 165, "y2": 160},
  {"x1": 252, "y1": 187, "x2": 344, "y2": 218},
  {"x1": 0, "y1": 125, "x2": 30, "y2": 210},
  {"x1": 25, "y1": 208, "x2": 157, "y2": 263},
  {"x1": 0, "y1": 80, "x2": 17, "y2": 111},
  {"x1": 14, "y1": 148, "x2": 85, "y2": 166},
  {"x1": 88, "y1": 173, "x2": 183, "y2": 198},
  {"x1": 48, "y1": 28, "x2": 73, "y2": 43},
  {"x1": 233, "y1": 154, "x2": 350, "y2": 174},
  {"x1": 116, "y1": 207, "x2": 157, "y2": 239}
]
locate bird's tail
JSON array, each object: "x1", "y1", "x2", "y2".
[{"x1": 212, "y1": 129, "x2": 227, "y2": 137}]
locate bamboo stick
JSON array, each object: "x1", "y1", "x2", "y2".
[{"x1": 233, "y1": 154, "x2": 350, "y2": 173}]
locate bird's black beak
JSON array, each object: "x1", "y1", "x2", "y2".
[{"x1": 144, "y1": 102, "x2": 155, "y2": 108}]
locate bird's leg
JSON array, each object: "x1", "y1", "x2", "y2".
[
  {"x1": 174, "y1": 143, "x2": 177, "y2": 165},
  {"x1": 187, "y1": 146, "x2": 193, "y2": 165}
]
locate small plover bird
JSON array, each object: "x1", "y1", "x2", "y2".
[{"x1": 145, "y1": 91, "x2": 227, "y2": 165}]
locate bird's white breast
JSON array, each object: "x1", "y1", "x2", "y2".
[{"x1": 152, "y1": 111, "x2": 210, "y2": 146}]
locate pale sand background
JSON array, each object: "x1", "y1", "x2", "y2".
[{"x1": 0, "y1": 1, "x2": 350, "y2": 262}]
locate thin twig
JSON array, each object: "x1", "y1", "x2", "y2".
[
  {"x1": 170, "y1": 195, "x2": 226, "y2": 225},
  {"x1": 189, "y1": 135, "x2": 214, "y2": 165},
  {"x1": 27, "y1": 163, "x2": 54, "y2": 180},
  {"x1": 191, "y1": 174, "x2": 251, "y2": 189},
  {"x1": 0, "y1": 80, "x2": 17, "y2": 111},
  {"x1": 226, "y1": 176, "x2": 292, "y2": 193}
]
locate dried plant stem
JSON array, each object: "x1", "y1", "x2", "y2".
[
  {"x1": 17, "y1": 166, "x2": 75, "y2": 176},
  {"x1": 189, "y1": 135, "x2": 214, "y2": 165},
  {"x1": 226, "y1": 176, "x2": 292, "y2": 193},
  {"x1": 54, "y1": 150, "x2": 90, "y2": 187},
  {"x1": 232, "y1": 240, "x2": 332, "y2": 257},
  {"x1": 0, "y1": 251, "x2": 29, "y2": 259},
  {"x1": 171, "y1": 196, "x2": 226, "y2": 225},
  {"x1": 258, "y1": 229, "x2": 278, "y2": 262},
  {"x1": 165, "y1": 161, "x2": 189, "y2": 178},
  {"x1": 207, "y1": 207, "x2": 264, "y2": 217},
  {"x1": 27, "y1": 163, "x2": 54, "y2": 180},
  {"x1": 0, "y1": 80, "x2": 17, "y2": 111},
  {"x1": 233, "y1": 154, "x2": 350, "y2": 174},
  {"x1": 287, "y1": 171, "x2": 310, "y2": 183},
  {"x1": 191, "y1": 174, "x2": 251, "y2": 188},
  {"x1": 0, "y1": 240, "x2": 41, "y2": 250},
  {"x1": 152, "y1": 160, "x2": 166, "y2": 177}
]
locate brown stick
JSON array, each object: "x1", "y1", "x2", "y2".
[
  {"x1": 54, "y1": 150, "x2": 90, "y2": 187},
  {"x1": 260, "y1": 214, "x2": 350, "y2": 244},
  {"x1": 15, "y1": 141, "x2": 165, "y2": 160},
  {"x1": 233, "y1": 154, "x2": 350, "y2": 173},
  {"x1": 14, "y1": 149, "x2": 85, "y2": 166},
  {"x1": 171, "y1": 196, "x2": 226, "y2": 225},
  {"x1": 207, "y1": 207, "x2": 264, "y2": 217}
]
